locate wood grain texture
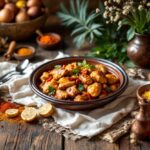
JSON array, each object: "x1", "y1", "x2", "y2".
[
  {"x1": 65, "y1": 138, "x2": 119, "y2": 150},
  {"x1": 0, "y1": 121, "x2": 63, "y2": 150}
]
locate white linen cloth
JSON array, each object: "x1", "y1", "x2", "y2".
[{"x1": 0, "y1": 52, "x2": 148, "y2": 138}]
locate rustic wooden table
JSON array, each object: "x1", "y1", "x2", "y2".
[{"x1": 0, "y1": 21, "x2": 150, "y2": 150}]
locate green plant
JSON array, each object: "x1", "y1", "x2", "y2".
[
  {"x1": 120, "y1": 9, "x2": 150, "y2": 41},
  {"x1": 103, "y1": 0, "x2": 150, "y2": 41},
  {"x1": 57, "y1": 0, "x2": 103, "y2": 47},
  {"x1": 88, "y1": 24, "x2": 129, "y2": 64},
  {"x1": 58, "y1": 0, "x2": 129, "y2": 64}
]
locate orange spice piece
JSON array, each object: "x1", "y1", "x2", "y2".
[
  {"x1": 40, "y1": 34, "x2": 59, "y2": 44},
  {"x1": 0, "y1": 101, "x2": 19, "y2": 113},
  {"x1": 17, "y1": 48, "x2": 33, "y2": 56}
]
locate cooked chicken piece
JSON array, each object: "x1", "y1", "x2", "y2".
[
  {"x1": 87, "y1": 82, "x2": 102, "y2": 97},
  {"x1": 42, "y1": 79, "x2": 58, "y2": 94},
  {"x1": 95, "y1": 64, "x2": 108, "y2": 74},
  {"x1": 40, "y1": 72, "x2": 50, "y2": 82},
  {"x1": 58, "y1": 77, "x2": 69, "y2": 83},
  {"x1": 58, "y1": 81, "x2": 75, "y2": 90},
  {"x1": 74, "y1": 95, "x2": 84, "y2": 102},
  {"x1": 81, "y1": 68, "x2": 89, "y2": 75},
  {"x1": 55, "y1": 89, "x2": 68, "y2": 100},
  {"x1": 79, "y1": 74, "x2": 93, "y2": 85},
  {"x1": 66, "y1": 85, "x2": 79, "y2": 97},
  {"x1": 90, "y1": 71, "x2": 107, "y2": 83},
  {"x1": 74, "y1": 92, "x2": 91, "y2": 102},
  {"x1": 50, "y1": 68, "x2": 68, "y2": 80},
  {"x1": 65, "y1": 62, "x2": 78, "y2": 71},
  {"x1": 74, "y1": 95, "x2": 88, "y2": 102},
  {"x1": 105, "y1": 74, "x2": 119, "y2": 84},
  {"x1": 110, "y1": 84, "x2": 119, "y2": 92},
  {"x1": 49, "y1": 79, "x2": 58, "y2": 89}
]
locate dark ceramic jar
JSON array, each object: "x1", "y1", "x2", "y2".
[{"x1": 127, "y1": 34, "x2": 150, "y2": 68}]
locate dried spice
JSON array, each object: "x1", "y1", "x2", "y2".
[
  {"x1": 0, "y1": 101, "x2": 18, "y2": 113},
  {"x1": 40, "y1": 34, "x2": 59, "y2": 44},
  {"x1": 17, "y1": 48, "x2": 33, "y2": 56},
  {"x1": 0, "y1": 99, "x2": 24, "y2": 123},
  {"x1": 142, "y1": 90, "x2": 150, "y2": 102}
]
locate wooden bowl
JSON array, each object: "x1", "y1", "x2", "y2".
[
  {"x1": 36, "y1": 33, "x2": 61, "y2": 50},
  {"x1": 14, "y1": 45, "x2": 36, "y2": 60},
  {"x1": 0, "y1": 13, "x2": 47, "y2": 41},
  {"x1": 29, "y1": 57, "x2": 128, "y2": 110}
]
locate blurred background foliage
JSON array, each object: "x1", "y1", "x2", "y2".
[{"x1": 57, "y1": 0, "x2": 129, "y2": 64}]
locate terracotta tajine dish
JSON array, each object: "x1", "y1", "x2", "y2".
[
  {"x1": 36, "y1": 33, "x2": 61, "y2": 50},
  {"x1": 132, "y1": 84, "x2": 150, "y2": 140},
  {"x1": 29, "y1": 57, "x2": 128, "y2": 110}
]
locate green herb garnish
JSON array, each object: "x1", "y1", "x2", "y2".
[
  {"x1": 79, "y1": 60, "x2": 95, "y2": 69},
  {"x1": 55, "y1": 65, "x2": 61, "y2": 69},
  {"x1": 72, "y1": 68, "x2": 79, "y2": 75},
  {"x1": 78, "y1": 84, "x2": 84, "y2": 92},
  {"x1": 48, "y1": 86, "x2": 56, "y2": 95}
]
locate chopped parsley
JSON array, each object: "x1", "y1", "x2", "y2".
[
  {"x1": 72, "y1": 68, "x2": 79, "y2": 75},
  {"x1": 55, "y1": 65, "x2": 61, "y2": 69},
  {"x1": 78, "y1": 60, "x2": 95, "y2": 69},
  {"x1": 48, "y1": 86, "x2": 56, "y2": 95},
  {"x1": 78, "y1": 83, "x2": 84, "y2": 92}
]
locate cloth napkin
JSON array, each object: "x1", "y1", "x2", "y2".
[{"x1": 0, "y1": 52, "x2": 148, "y2": 138}]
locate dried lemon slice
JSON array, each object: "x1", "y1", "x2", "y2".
[
  {"x1": 39, "y1": 103, "x2": 54, "y2": 117},
  {"x1": 5, "y1": 109, "x2": 19, "y2": 118},
  {"x1": 21, "y1": 107, "x2": 37, "y2": 122}
]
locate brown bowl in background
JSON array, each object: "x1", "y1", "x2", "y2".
[
  {"x1": 29, "y1": 57, "x2": 128, "y2": 110},
  {"x1": 36, "y1": 33, "x2": 61, "y2": 50},
  {"x1": 14, "y1": 45, "x2": 36, "y2": 61},
  {"x1": 0, "y1": 13, "x2": 47, "y2": 41}
]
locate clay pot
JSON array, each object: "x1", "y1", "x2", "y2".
[
  {"x1": 132, "y1": 84, "x2": 150, "y2": 140},
  {"x1": 127, "y1": 34, "x2": 150, "y2": 68}
]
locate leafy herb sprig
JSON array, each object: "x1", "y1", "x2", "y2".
[
  {"x1": 78, "y1": 83, "x2": 84, "y2": 92},
  {"x1": 57, "y1": 0, "x2": 103, "y2": 47},
  {"x1": 72, "y1": 68, "x2": 80, "y2": 75},
  {"x1": 48, "y1": 86, "x2": 56, "y2": 95},
  {"x1": 55, "y1": 65, "x2": 61, "y2": 69},
  {"x1": 78, "y1": 60, "x2": 95, "y2": 69}
]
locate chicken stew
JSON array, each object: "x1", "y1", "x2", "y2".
[{"x1": 39, "y1": 60, "x2": 120, "y2": 102}]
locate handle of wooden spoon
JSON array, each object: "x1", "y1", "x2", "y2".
[{"x1": 36, "y1": 30, "x2": 43, "y2": 37}]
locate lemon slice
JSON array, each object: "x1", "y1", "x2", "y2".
[
  {"x1": 39, "y1": 103, "x2": 54, "y2": 117},
  {"x1": 21, "y1": 107, "x2": 37, "y2": 122},
  {"x1": 5, "y1": 109, "x2": 19, "y2": 118}
]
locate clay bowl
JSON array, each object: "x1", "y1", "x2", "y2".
[
  {"x1": 36, "y1": 33, "x2": 61, "y2": 50},
  {"x1": 0, "y1": 13, "x2": 47, "y2": 41},
  {"x1": 29, "y1": 57, "x2": 128, "y2": 110},
  {"x1": 14, "y1": 45, "x2": 36, "y2": 61},
  {"x1": 137, "y1": 84, "x2": 150, "y2": 104}
]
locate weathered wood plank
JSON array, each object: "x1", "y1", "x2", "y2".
[
  {"x1": 0, "y1": 121, "x2": 63, "y2": 150},
  {"x1": 65, "y1": 138, "x2": 119, "y2": 150},
  {"x1": 119, "y1": 135, "x2": 141, "y2": 150},
  {"x1": 140, "y1": 141, "x2": 150, "y2": 150}
]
